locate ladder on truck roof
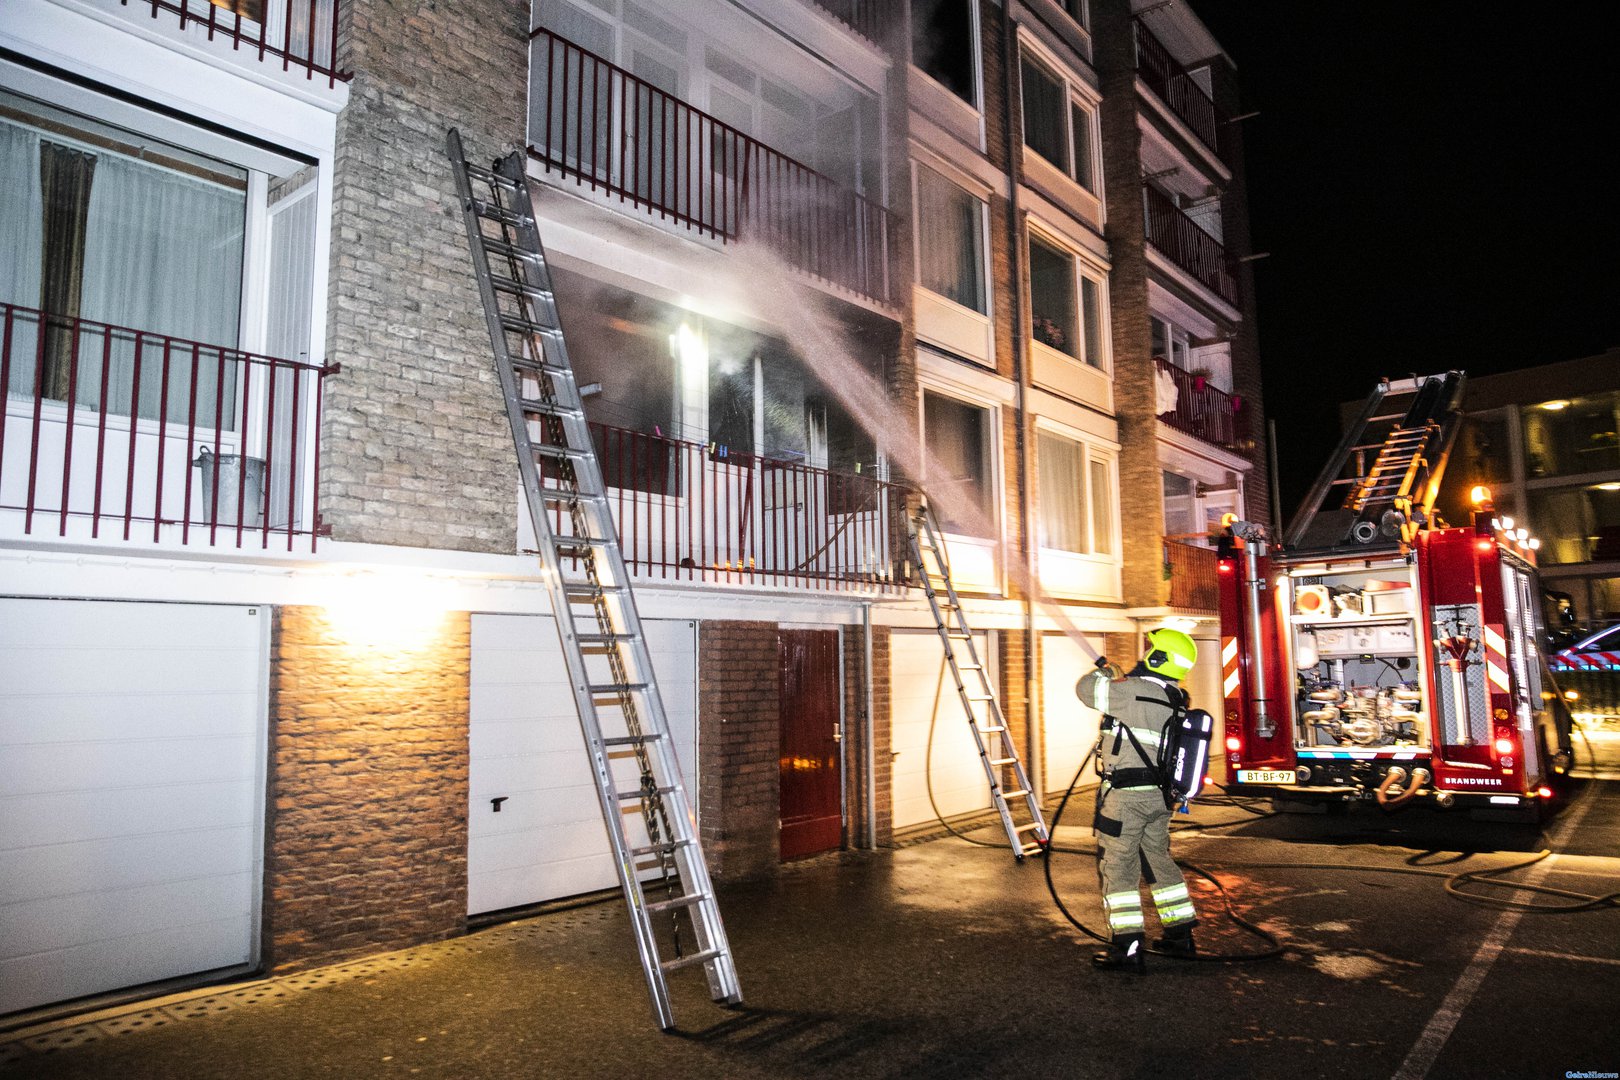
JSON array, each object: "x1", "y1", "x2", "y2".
[
  {"x1": 446, "y1": 131, "x2": 740, "y2": 1031},
  {"x1": 1284, "y1": 371, "x2": 1468, "y2": 554},
  {"x1": 907, "y1": 499, "x2": 1049, "y2": 859}
]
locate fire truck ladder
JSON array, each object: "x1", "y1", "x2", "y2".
[
  {"x1": 447, "y1": 131, "x2": 740, "y2": 1030},
  {"x1": 907, "y1": 499, "x2": 1049, "y2": 859},
  {"x1": 1284, "y1": 371, "x2": 1467, "y2": 553}
]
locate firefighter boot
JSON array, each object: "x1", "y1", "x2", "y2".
[
  {"x1": 1153, "y1": 922, "x2": 1197, "y2": 958},
  {"x1": 1091, "y1": 933, "x2": 1146, "y2": 973}
]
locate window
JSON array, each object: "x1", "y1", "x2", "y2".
[
  {"x1": 1528, "y1": 482, "x2": 1620, "y2": 566},
  {"x1": 1162, "y1": 471, "x2": 1197, "y2": 537},
  {"x1": 1037, "y1": 430, "x2": 1115, "y2": 556},
  {"x1": 1521, "y1": 392, "x2": 1620, "y2": 479},
  {"x1": 1, "y1": 95, "x2": 251, "y2": 426},
  {"x1": 911, "y1": 0, "x2": 977, "y2": 106},
  {"x1": 1019, "y1": 50, "x2": 1096, "y2": 191},
  {"x1": 1150, "y1": 315, "x2": 1190, "y2": 370},
  {"x1": 915, "y1": 164, "x2": 987, "y2": 314},
  {"x1": 1028, "y1": 232, "x2": 1105, "y2": 367},
  {"x1": 1037, "y1": 432, "x2": 1086, "y2": 552},
  {"x1": 1064, "y1": 0, "x2": 1089, "y2": 29},
  {"x1": 923, "y1": 390, "x2": 995, "y2": 535},
  {"x1": 1090, "y1": 457, "x2": 1115, "y2": 556}
]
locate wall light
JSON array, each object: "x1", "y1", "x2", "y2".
[
  {"x1": 1539, "y1": 400, "x2": 1571, "y2": 411},
  {"x1": 321, "y1": 570, "x2": 455, "y2": 648}
]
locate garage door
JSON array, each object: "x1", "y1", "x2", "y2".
[
  {"x1": 1042, "y1": 632, "x2": 1107, "y2": 795},
  {"x1": 0, "y1": 599, "x2": 265, "y2": 1015},
  {"x1": 890, "y1": 628, "x2": 993, "y2": 830},
  {"x1": 468, "y1": 615, "x2": 698, "y2": 916}
]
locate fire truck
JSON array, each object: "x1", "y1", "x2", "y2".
[{"x1": 1218, "y1": 372, "x2": 1575, "y2": 821}]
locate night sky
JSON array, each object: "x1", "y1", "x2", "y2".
[{"x1": 1186, "y1": 2, "x2": 1620, "y2": 514}]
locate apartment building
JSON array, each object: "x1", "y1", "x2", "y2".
[{"x1": 0, "y1": 0, "x2": 1266, "y2": 1016}]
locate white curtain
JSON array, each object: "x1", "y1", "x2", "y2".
[
  {"x1": 1037, "y1": 431, "x2": 1086, "y2": 553},
  {"x1": 0, "y1": 120, "x2": 45, "y2": 397},
  {"x1": 80, "y1": 151, "x2": 245, "y2": 426}
]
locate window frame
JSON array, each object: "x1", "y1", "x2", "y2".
[
  {"x1": 1025, "y1": 224, "x2": 1110, "y2": 372},
  {"x1": 1034, "y1": 420, "x2": 1118, "y2": 561},
  {"x1": 1017, "y1": 38, "x2": 1101, "y2": 194},
  {"x1": 920, "y1": 384, "x2": 1002, "y2": 540},
  {"x1": 912, "y1": 160, "x2": 992, "y2": 318}
]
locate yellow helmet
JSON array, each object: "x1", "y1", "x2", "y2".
[{"x1": 1143, "y1": 627, "x2": 1197, "y2": 681}]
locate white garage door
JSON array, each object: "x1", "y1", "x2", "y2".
[
  {"x1": 468, "y1": 615, "x2": 698, "y2": 916},
  {"x1": 0, "y1": 598, "x2": 265, "y2": 1015},
  {"x1": 890, "y1": 628, "x2": 993, "y2": 830},
  {"x1": 1042, "y1": 632, "x2": 1107, "y2": 795}
]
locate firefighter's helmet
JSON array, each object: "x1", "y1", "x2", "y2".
[{"x1": 1143, "y1": 628, "x2": 1197, "y2": 681}]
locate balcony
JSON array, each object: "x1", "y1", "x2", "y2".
[
  {"x1": 1132, "y1": 18, "x2": 1222, "y2": 158},
  {"x1": 1164, "y1": 536, "x2": 1218, "y2": 610},
  {"x1": 1143, "y1": 185, "x2": 1239, "y2": 306},
  {"x1": 1155, "y1": 358, "x2": 1245, "y2": 451},
  {"x1": 112, "y1": 0, "x2": 349, "y2": 87},
  {"x1": 1, "y1": 302, "x2": 333, "y2": 551},
  {"x1": 529, "y1": 27, "x2": 895, "y2": 308},
  {"x1": 808, "y1": 0, "x2": 886, "y2": 45},
  {"x1": 536, "y1": 422, "x2": 901, "y2": 593}
]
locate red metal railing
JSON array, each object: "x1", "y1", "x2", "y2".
[
  {"x1": 528, "y1": 27, "x2": 894, "y2": 307},
  {"x1": 1132, "y1": 18, "x2": 1222, "y2": 157},
  {"x1": 809, "y1": 0, "x2": 886, "y2": 45},
  {"x1": 1143, "y1": 185, "x2": 1239, "y2": 305},
  {"x1": 119, "y1": 0, "x2": 350, "y2": 88},
  {"x1": 541, "y1": 421, "x2": 901, "y2": 591},
  {"x1": 1164, "y1": 536, "x2": 1219, "y2": 610},
  {"x1": 1, "y1": 302, "x2": 334, "y2": 550},
  {"x1": 1155, "y1": 357, "x2": 1244, "y2": 449}
]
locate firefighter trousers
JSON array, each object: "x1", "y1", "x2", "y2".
[{"x1": 1096, "y1": 786, "x2": 1197, "y2": 937}]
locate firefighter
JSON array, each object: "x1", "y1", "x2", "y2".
[{"x1": 1076, "y1": 628, "x2": 1200, "y2": 972}]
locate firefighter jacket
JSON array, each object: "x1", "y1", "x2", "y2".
[{"x1": 1077, "y1": 665, "x2": 1188, "y2": 791}]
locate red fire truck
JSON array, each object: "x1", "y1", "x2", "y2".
[{"x1": 1219, "y1": 372, "x2": 1575, "y2": 821}]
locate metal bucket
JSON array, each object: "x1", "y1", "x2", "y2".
[{"x1": 192, "y1": 447, "x2": 266, "y2": 527}]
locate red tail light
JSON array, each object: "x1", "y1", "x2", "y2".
[
  {"x1": 1225, "y1": 735, "x2": 1242, "y2": 753},
  {"x1": 1493, "y1": 737, "x2": 1516, "y2": 755},
  {"x1": 1536, "y1": 785, "x2": 1553, "y2": 798}
]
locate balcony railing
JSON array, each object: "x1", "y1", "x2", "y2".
[
  {"x1": 1, "y1": 302, "x2": 333, "y2": 551},
  {"x1": 537, "y1": 421, "x2": 901, "y2": 592},
  {"x1": 528, "y1": 27, "x2": 894, "y2": 307},
  {"x1": 1132, "y1": 18, "x2": 1222, "y2": 157},
  {"x1": 118, "y1": 0, "x2": 349, "y2": 88},
  {"x1": 1164, "y1": 536, "x2": 1219, "y2": 610},
  {"x1": 808, "y1": 0, "x2": 886, "y2": 45},
  {"x1": 1155, "y1": 358, "x2": 1245, "y2": 450},
  {"x1": 1143, "y1": 185, "x2": 1239, "y2": 305}
]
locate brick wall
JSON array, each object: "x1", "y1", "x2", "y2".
[
  {"x1": 869, "y1": 624, "x2": 894, "y2": 847},
  {"x1": 697, "y1": 621, "x2": 780, "y2": 878},
  {"x1": 1094, "y1": 0, "x2": 1168, "y2": 609},
  {"x1": 321, "y1": 0, "x2": 526, "y2": 551},
  {"x1": 263, "y1": 606, "x2": 470, "y2": 973}
]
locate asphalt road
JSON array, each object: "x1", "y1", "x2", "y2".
[{"x1": 4, "y1": 780, "x2": 1618, "y2": 1080}]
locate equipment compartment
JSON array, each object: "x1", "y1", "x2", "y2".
[{"x1": 1283, "y1": 561, "x2": 1432, "y2": 751}]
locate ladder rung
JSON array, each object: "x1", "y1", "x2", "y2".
[
  {"x1": 479, "y1": 237, "x2": 540, "y2": 263},
  {"x1": 617, "y1": 784, "x2": 676, "y2": 802},
  {"x1": 468, "y1": 198, "x2": 532, "y2": 227},
  {"x1": 946, "y1": 632, "x2": 972, "y2": 640},
  {"x1": 646, "y1": 892, "x2": 709, "y2": 914},
  {"x1": 964, "y1": 693, "x2": 995, "y2": 702},
  {"x1": 528, "y1": 442, "x2": 593, "y2": 462},
  {"x1": 604, "y1": 733, "x2": 666, "y2": 747},
  {"x1": 563, "y1": 582, "x2": 624, "y2": 598},
  {"x1": 1001, "y1": 788, "x2": 1030, "y2": 800},
  {"x1": 1015, "y1": 822, "x2": 1046, "y2": 834},
  {"x1": 500, "y1": 312, "x2": 561, "y2": 338},
  {"x1": 660, "y1": 947, "x2": 725, "y2": 974},
  {"x1": 538, "y1": 488, "x2": 607, "y2": 505},
  {"x1": 630, "y1": 837, "x2": 690, "y2": 857},
  {"x1": 976, "y1": 725, "x2": 1007, "y2": 734},
  {"x1": 957, "y1": 663, "x2": 983, "y2": 672},
  {"x1": 490, "y1": 273, "x2": 546, "y2": 298},
  {"x1": 989, "y1": 757, "x2": 1017, "y2": 766},
  {"x1": 592, "y1": 681, "x2": 649, "y2": 695},
  {"x1": 578, "y1": 632, "x2": 637, "y2": 644},
  {"x1": 464, "y1": 162, "x2": 521, "y2": 188},
  {"x1": 518, "y1": 397, "x2": 584, "y2": 420}
]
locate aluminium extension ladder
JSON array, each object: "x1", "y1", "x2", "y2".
[
  {"x1": 907, "y1": 499, "x2": 1049, "y2": 859},
  {"x1": 446, "y1": 130, "x2": 740, "y2": 1030}
]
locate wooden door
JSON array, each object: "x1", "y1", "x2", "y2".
[{"x1": 778, "y1": 629, "x2": 842, "y2": 859}]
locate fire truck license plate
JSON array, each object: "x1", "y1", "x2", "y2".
[{"x1": 1237, "y1": 769, "x2": 1296, "y2": 784}]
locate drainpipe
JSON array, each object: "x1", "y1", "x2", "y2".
[
  {"x1": 862, "y1": 600, "x2": 876, "y2": 848},
  {"x1": 1002, "y1": 10, "x2": 1041, "y2": 796}
]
